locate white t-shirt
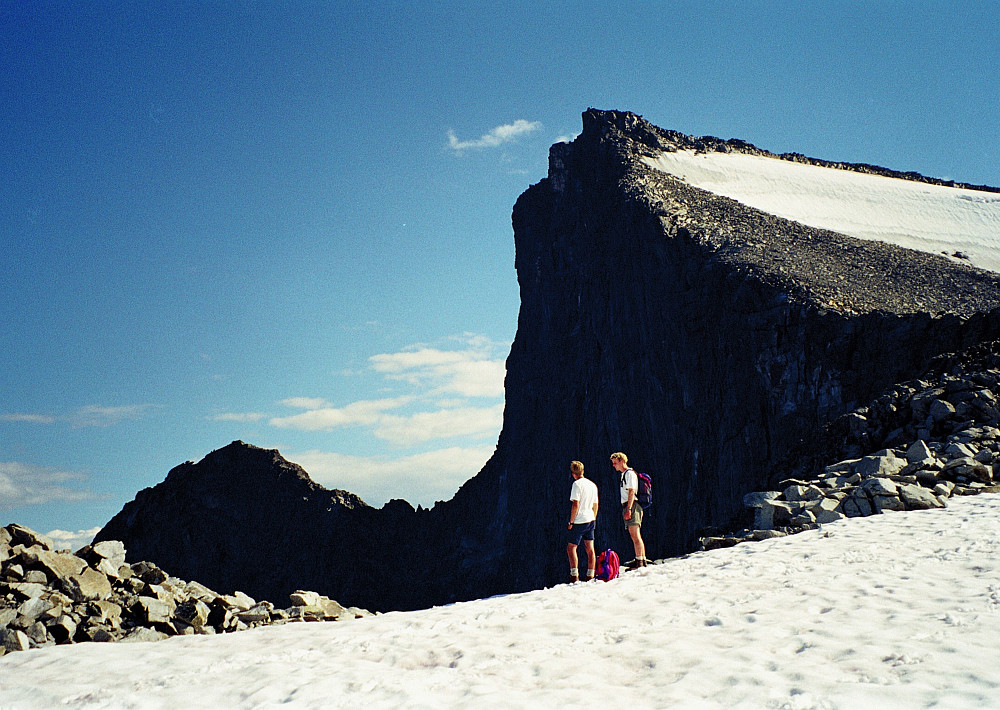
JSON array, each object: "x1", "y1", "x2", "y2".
[
  {"x1": 620, "y1": 468, "x2": 638, "y2": 505},
  {"x1": 570, "y1": 476, "x2": 599, "y2": 524}
]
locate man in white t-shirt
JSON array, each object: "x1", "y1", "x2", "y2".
[
  {"x1": 612, "y1": 451, "x2": 647, "y2": 569},
  {"x1": 567, "y1": 460, "x2": 599, "y2": 582}
]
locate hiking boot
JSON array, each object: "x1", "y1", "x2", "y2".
[
  {"x1": 568, "y1": 575, "x2": 580, "y2": 584},
  {"x1": 583, "y1": 574, "x2": 594, "y2": 582},
  {"x1": 625, "y1": 559, "x2": 642, "y2": 571}
]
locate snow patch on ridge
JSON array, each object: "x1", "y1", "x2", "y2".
[{"x1": 643, "y1": 150, "x2": 1000, "y2": 273}]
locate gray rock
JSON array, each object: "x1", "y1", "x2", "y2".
[
  {"x1": 48, "y1": 615, "x2": 77, "y2": 643},
  {"x1": 62, "y1": 567, "x2": 113, "y2": 603},
  {"x1": 3, "y1": 628, "x2": 31, "y2": 652},
  {"x1": 873, "y1": 495, "x2": 906, "y2": 512},
  {"x1": 974, "y1": 448, "x2": 995, "y2": 464},
  {"x1": 236, "y1": 603, "x2": 273, "y2": 625},
  {"x1": 5, "y1": 524, "x2": 54, "y2": 551},
  {"x1": 906, "y1": 440, "x2": 934, "y2": 463},
  {"x1": 174, "y1": 599, "x2": 210, "y2": 629},
  {"x1": 91, "y1": 540, "x2": 126, "y2": 568},
  {"x1": 813, "y1": 508, "x2": 846, "y2": 523},
  {"x1": 22, "y1": 570, "x2": 48, "y2": 585},
  {"x1": 929, "y1": 399, "x2": 957, "y2": 422},
  {"x1": 839, "y1": 493, "x2": 874, "y2": 518},
  {"x1": 221, "y1": 591, "x2": 256, "y2": 611},
  {"x1": 289, "y1": 590, "x2": 322, "y2": 607},
  {"x1": 784, "y1": 484, "x2": 825, "y2": 502},
  {"x1": 16, "y1": 597, "x2": 53, "y2": 625},
  {"x1": 6, "y1": 582, "x2": 46, "y2": 600},
  {"x1": 898, "y1": 484, "x2": 946, "y2": 510},
  {"x1": 26, "y1": 548, "x2": 87, "y2": 582},
  {"x1": 135, "y1": 597, "x2": 173, "y2": 625},
  {"x1": 854, "y1": 452, "x2": 907, "y2": 478},
  {"x1": 933, "y1": 481, "x2": 956, "y2": 497},
  {"x1": 790, "y1": 509, "x2": 817, "y2": 527},
  {"x1": 88, "y1": 600, "x2": 123, "y2": 626},
  {"x1": 862, "y1": 477, "x2": 898, "y2": 496},
  {"x1": 945, "y1": 442, "x2": 978, "y2": 459},
  {"x1": 749, "y1": 529, "x2": 787, "y2": 541}
]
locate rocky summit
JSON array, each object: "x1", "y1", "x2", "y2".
[{"x1": 94, "y1": 109, "x2": 1000, "y2": 613}]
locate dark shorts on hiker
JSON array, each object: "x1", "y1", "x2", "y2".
[
  {"x1": 567, "y1": 521, "x2": 595, "y2": 546},
  {"x1": 624, "y1": 504, "x2": 643, "y2": 528}
]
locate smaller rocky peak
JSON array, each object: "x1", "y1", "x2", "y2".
[{"x1": 155, "y1": 440, "x2": 367, "y2": 510}]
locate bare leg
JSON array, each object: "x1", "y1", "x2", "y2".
[
  {"x1": 583, "y1": 539, "x2": 596, "y2": 576},
  {"x1": 628, "y1": 525, "x2": 646, "y2": 560},
  {"x1": 566, "y1": 542, "x2": 579, "y2": 576}
]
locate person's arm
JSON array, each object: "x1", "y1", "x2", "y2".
[
  {"x1": 568, "y1": 499, "x2": 579, "y2": 528},
  {"x1": 592, "y1": 498, "x2": 599, "y2": 519},
  {"x1": 624, "y1": 471, "x2": 636, "y2": 519}
]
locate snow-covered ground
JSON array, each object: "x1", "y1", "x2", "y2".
[
  {"x1": 643, "y1": 150, "x2": 1000, "y2": 274},
  {"x1": 3, "y1": 494, "x2": 999, "y2": 709}
]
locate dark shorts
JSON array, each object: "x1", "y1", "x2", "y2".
[{"x1": 567, "y1": 521, "x2": 595, "y2": 546}]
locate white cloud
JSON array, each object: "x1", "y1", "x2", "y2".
[
  {"x1": 269, "y1": 397, "x2": 413, "y2": 432},
  {"x1": 46, "y1": 527, "x2": 102, "y2": 552},
  {"x1": 0, "y1": 413, "x2": 55, "y2": 424},
  {"x1": 289, "y1": 445, "x2": 496, "y2": 507},
  {"x1": 210, "y1": 412, "x2": 268, "y2": 423},
  {"x1": 71, "y1": 404, "x2": 155, "y2": 428},
  {"x1": 369, "y1": 336, "x2": 507, "y2": 398},
  {"x1": 279, "y1": 397, "x2": 330, "y2": 410},
  {"x1": 261, "y1": 336, "x2": 508, "y2": 481},
  {"x1": 374, "y1": 404, "x2": 504, "y2": 446},
  {"x1": 0, "y1": 461, "x2": 94, "y2": 511},
  {"x1": 448, "y1": 119, "x2": 542, "y2": 151}
]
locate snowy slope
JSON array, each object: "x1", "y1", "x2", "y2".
[
  {"x1": 643, "y1": 150, "x2": 1000, "y2": 274},
  {"x1": 3, "y1": 494, "x2": 999, "y2": 709}
]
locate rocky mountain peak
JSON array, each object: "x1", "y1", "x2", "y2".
[{"x1": 96, "y1": 110, "x2": 1000, "y2": 613}]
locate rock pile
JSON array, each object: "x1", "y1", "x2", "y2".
[
  {"x1": 702, "y1": 342, "x2": 1000, "y2": 550},
  {"x1": 1, "y1": 526, "x2": 370, "y2": 655}
]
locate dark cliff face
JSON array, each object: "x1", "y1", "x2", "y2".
[
  {"x1": 97, "y1": 110, "x2": 1000, "y2": 611},
  {"x1": 488, "y1": 108, "x2": 1000, "y2": 581}
]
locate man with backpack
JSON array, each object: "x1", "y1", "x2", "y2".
[
  {"x1": 567, "y1": 460, "x2": 599, "y2": 582},
  {"x1": 611, "y1": 451, "x2": 648, "y2": 569}
]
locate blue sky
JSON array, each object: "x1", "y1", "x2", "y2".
[{"x1": 3, "y1": 1, "x2": 999, "y2": 548}]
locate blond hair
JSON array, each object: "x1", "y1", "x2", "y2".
[
  {"x1": 570, "y1": 460, "x2": 585, "y2": 475},
  {"x1": 610, "y1": 452, "x2": 628, "y2": 465}
]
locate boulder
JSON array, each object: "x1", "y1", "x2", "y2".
[
  {"x1": 3, "y1": 628, "x2": 31, "y2": 652},
  {"x1": 873, "y1": 495, "x2": 906, "y2": 512},
  {"x1": 929, "y1": 399, "x2": 957, "y2": 422},
  {"x1": 854, "y1": 452, "x2": 907, "y2": 478},
  {"x1": 898, "y1": 484, "x2": 945, "y2": 510},
  {"x1": 62, "y1": 567, "x2": 113, "y2": 602},
  {"x1": 861, "y1": 478, "x2": 898, "y2": 496},
  {"x1": 905, "y1": 440, "x2": 934, "y2": 463},
  {"x1": 88, "y1": 600, "x2": 123, "y2": 626},
  {"x1": 6, "y1": 525, "x2": 54, "y2": 551},
  {"x1": 839, "y1": 492, "x2": 874, "y2": 518},
  {"x1": 742, "y1": 492, "x2": 781, "y2": 530},
  {"x1": 27, "y1": 548, "x2": 87, "y2": 582},
  {"x1": 134, "y1": 597, "x2": 173, "y2": 625},
  {"x1": 174, "y1": 599, "x2": 210, "y2": 630},
  {"x1": 48, "y1": 615, "x2": 77, "y2": 643}
]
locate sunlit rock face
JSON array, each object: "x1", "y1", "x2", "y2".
[{"x1": 97, "y1": 110, "x2": 1000, "y2": 612}]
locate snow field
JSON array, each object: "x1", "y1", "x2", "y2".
[
  {"x1": 3, "y1": 495, "x2": 999, "y2": 709},
  {"x1": 643, "y1": 150, "x2": 1000, "y2": 274}
]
